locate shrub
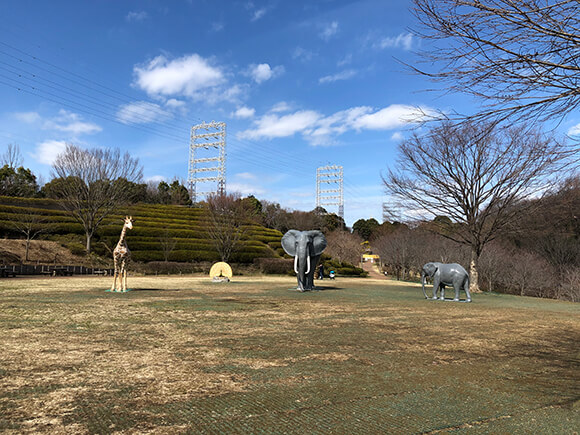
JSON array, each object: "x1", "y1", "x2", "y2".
[
  {"x1": 254, "y1": 258, "x2": 294, "y2": 274},
  {"x1": 67, "y1": 242, "x2": 86, "y2": 256},
  {"x1": 142, "y1": 261, "x2": 203, "y2": 275}
]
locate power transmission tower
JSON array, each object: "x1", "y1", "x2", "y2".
[
  {"x1": 316, "y1": 165, "x2": 344, "y2": 219},
  {"x1": 188, "y1": 121, "x2": 226, "y2": 203}
]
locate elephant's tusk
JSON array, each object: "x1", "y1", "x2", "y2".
[
  {"x1": 306, "y1": 254, "x2": 311, "y2": 275},
  {"x1": 294, "y1": 255, "x2": 299, "y2": 274}
]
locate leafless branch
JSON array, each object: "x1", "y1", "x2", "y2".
[
  {"x1": 49, "y1": 144, "x2": 143, "y2": 253},
  {"x1": 410, "y1": 0, "x2": 580, "y2": 124}
]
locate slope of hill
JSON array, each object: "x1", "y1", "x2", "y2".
[
  {"x1": 0, "y1": 239, "x2": 102, "y2": 266},
  {"x1": 0, "y1": 196, "x2": 284, "y2": 264}
]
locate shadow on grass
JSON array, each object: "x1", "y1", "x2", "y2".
[
  {"x1": 284, "y1": 286, "x2": 342, "y2": 292},
  {"x1": 105, "y1": 288, "x2": 182, "y2": 293},
  {"x1": 502, "y1": 327, "x2": 580, "y2": 404}
]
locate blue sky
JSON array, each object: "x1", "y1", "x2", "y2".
[{"x1": 1, "y1": 0, "x2": 578, "y2": 226}]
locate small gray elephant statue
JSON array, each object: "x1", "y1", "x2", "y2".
[
  {"x1": 421, "y1": 262, "x2": 471, "y2": 302},
  {"x1": 281, "y1": 230, "x2": 327, "y2": 291}
]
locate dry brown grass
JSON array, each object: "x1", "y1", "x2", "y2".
[
  {"x1": 0, "y1": 239, "x2": 97, "y2": 266},
  {"x1": 0, "y1": 275, "x2": 578, "y2": 433}
]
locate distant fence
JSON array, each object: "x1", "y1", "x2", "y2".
[{"x1": 0, "y1": 265, "x2": 114, "y2": 277}]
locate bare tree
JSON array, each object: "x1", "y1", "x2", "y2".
[
  {"x1": 385, "y1": 121, "x2": 577, "y2": 292},
  {"x1": 477, "y1": 241, "x2": 510, "y2": 292},
  {"x1": 373, "y1": 227, "x2": 421, "y2": 280},
  {"x1": 49, "y1": 144, "x2": 142, "y2": 253},
  {"x1": 205, "y1": 192, "x2": 250, "y2": 262},
  {"x1": 1, "y1": 144, "x2": 23, "y2": 168},
  {"x1": 411, "y1": 0, "x2": 580, "y2": 123},
  {"x1": 11, "y1": 211, "x2": 48, "y2": 261},
  {"x1": 159, "y1": 227, "x2": 177, "y2": 262},
  {"x1": 325, "y1": 230, "x2": 363, "y2": 265},
  {"x1": 504, "y1": 249, "x2": 554, "y2": 297},
  {"x1": 557, "y1": 267, "x2": 580, "y2": 302}
]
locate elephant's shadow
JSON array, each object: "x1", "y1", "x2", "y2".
[{"x1": 289, "y1": 285, "x2": 341, "y2": 292}]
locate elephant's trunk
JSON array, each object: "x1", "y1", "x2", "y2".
[{"x1": 421, "y1": 271, "x2": 428, "y2": 299}]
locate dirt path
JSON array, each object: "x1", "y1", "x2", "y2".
[{"x1": 361, "y1": 261, "x2": 387, "y2": 279}]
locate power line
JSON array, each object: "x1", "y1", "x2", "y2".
[{"x1": 0, "y1": 39, "x2": 373, "y2": 213}]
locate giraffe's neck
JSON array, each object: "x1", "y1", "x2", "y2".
[{"x1": 117, "y1": 225, "x2": 128, "y2": 246}]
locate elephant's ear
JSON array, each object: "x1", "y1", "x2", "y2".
[
  {"x1": 281, "y1": 230, "x2": 300, "y2": 256},
  {"x1": 308, "y1": 230, "x2": 327, "y2": 256},
  {"x1": 427, "y1": 263, "x2": 438, "y2": 277}
]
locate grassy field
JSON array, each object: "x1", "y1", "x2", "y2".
[{"x1": 0, "y1": 275, "x2": 578, "y2": 434}]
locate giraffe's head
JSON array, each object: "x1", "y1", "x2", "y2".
[{"x1": 124, "y1": 216, "x2": 133, "y2": 230}]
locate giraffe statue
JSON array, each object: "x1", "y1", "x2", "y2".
[{"x1": 111, "y1": 216, "x2": 133, "y2": 292}]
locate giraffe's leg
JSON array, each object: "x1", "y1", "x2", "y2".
[
  {"x1": 111, "y1": 258, "x2": 118, "y2": 291},
  {"x1": 121, "y1": 259, "x2": 127, "y2": 292},
  {"x1": 124, "y1": 260, "x2": 129, "y2": 291}
]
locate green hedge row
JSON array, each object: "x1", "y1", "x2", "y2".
[
  {"x1": 0, "y1": 220, "x2": 85, "y2": 235},
  {"x1": 0, "y1": 207, "x2": 71, "y2": 219},
  {"x1": 0, "y1": 196, "x2": 64, "y2": 209},
  {"x1": 132, "y1": 249, "x2": 221, "y2": 262}
]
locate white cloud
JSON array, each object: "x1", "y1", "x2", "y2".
[
  {"x1": 252, "y1": 8, "x2": 267, "y2": 21},
  {"x1": 319, "y1": 69, "x2": 357, "y2": 84},
  {"x1": 391, "y1": 131, "x2": 404, "y2": 141},
  {"x1": 14, "y1": 112, "x2": 41, "y2": 123},
  {"x1": 246, "y1": 63, "x2": 284, "y2": 84},
  {"x1": 133, "y1": 54, "x2": 226, "y2": 98},
  {"x1": 198, "y1": 83, "x2": 245, "y2": 105},
  {"x1": 375, "y1": 33, "x2": 414, "y2": 50},
  {"x1": 165, "y1": 98, "x2": 186, "y2": 110},
  {"x1": 307, "y1": 106, "x2": 372, "y2": 145},
  {"x1": 238, "y1": 104, "x2": 437, "y2": 145},
  {"x1": 238, "y1": 110, "x2": 321, "y2": 140},
  {"x1": 356, "y1": 104, "x2": 436, "y2": 130},
  {"x1": 126, "y1": 11, "x2": 148, "y2": 22},
  {"x1": 235, "y1": 172, "x2": 257, "y2": 180},
  {"x1": 568, "y1": 123, "x2": 580, "y2": 136},
  {"x1": 145, "y1": 175, "x2": 165, "y2": 183},
  {"x1": 232, "y1": 106, "x2": 255, "y2": 119},
  {"x1": 320, "y1": 21, "x2": 339, "y2": 40},
  {"x1": 43, "y1": 110, "x2": 101, "y2": 135},
  {"x1": 293, "y1": 47, "x2": 315, "y2": 62},
  {"x1": 35, "y1": 140, "x2": 67, "y2": 165},
  {"x1": 228, "y1": 182, "x2": 267, "y2": 196},
  {"x1": 270, "y1": 102, "x2": 292, "y2": 113},
  {"x1": 14, "y1": 110, "x2": 100, "y2": 135},
  {"x1": 337, "y1": 54, "x2": 352, "y2": 67},
  {"x1": 116, "y1": 101, "x2": 171, "y2": 124},
  {"x1": 211, "y1": 22, "x2": 224, "y2": 32}
]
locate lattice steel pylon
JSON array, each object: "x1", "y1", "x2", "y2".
[
  {"x1": 316, "y1": 165, "x2": 344, "y2": 219},
  {"x1": 188, "y1": 121, "x2": 226, "y2": 203}
]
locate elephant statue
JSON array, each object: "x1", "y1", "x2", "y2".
[
  {"x1": 421, "y1": 262, "x2": 471, "y2": 302},
  {"x1": 281, "y1": 230, "x2": 327, "y2": 291}
]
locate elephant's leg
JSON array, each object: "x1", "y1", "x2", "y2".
[
  {"x1": 464, "y1": 281, "x2": 472, "y2": 302},
  {"x1": 306, "y1": 269, "x2": 315, "y2": 290},
  {"x1": 297, "y1": 275, "x2": 305, "y2": 291},
  {"x1": 432, "y1": 279, "x2": 440, "y2": 299},
  {"x1": 439, "y1": 284, "x2": 446, "y2": 300},
  {"x1": 453, "y1": 283, "x2": 461, "y2": 301}
]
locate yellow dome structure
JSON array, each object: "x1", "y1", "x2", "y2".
[{"x1": 209, "y1": 262, "x2": 233, "y2": 280}]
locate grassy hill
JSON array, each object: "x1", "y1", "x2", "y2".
[{"x1": 0, "y1": 196, "x2": 284, "y2": 264}]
